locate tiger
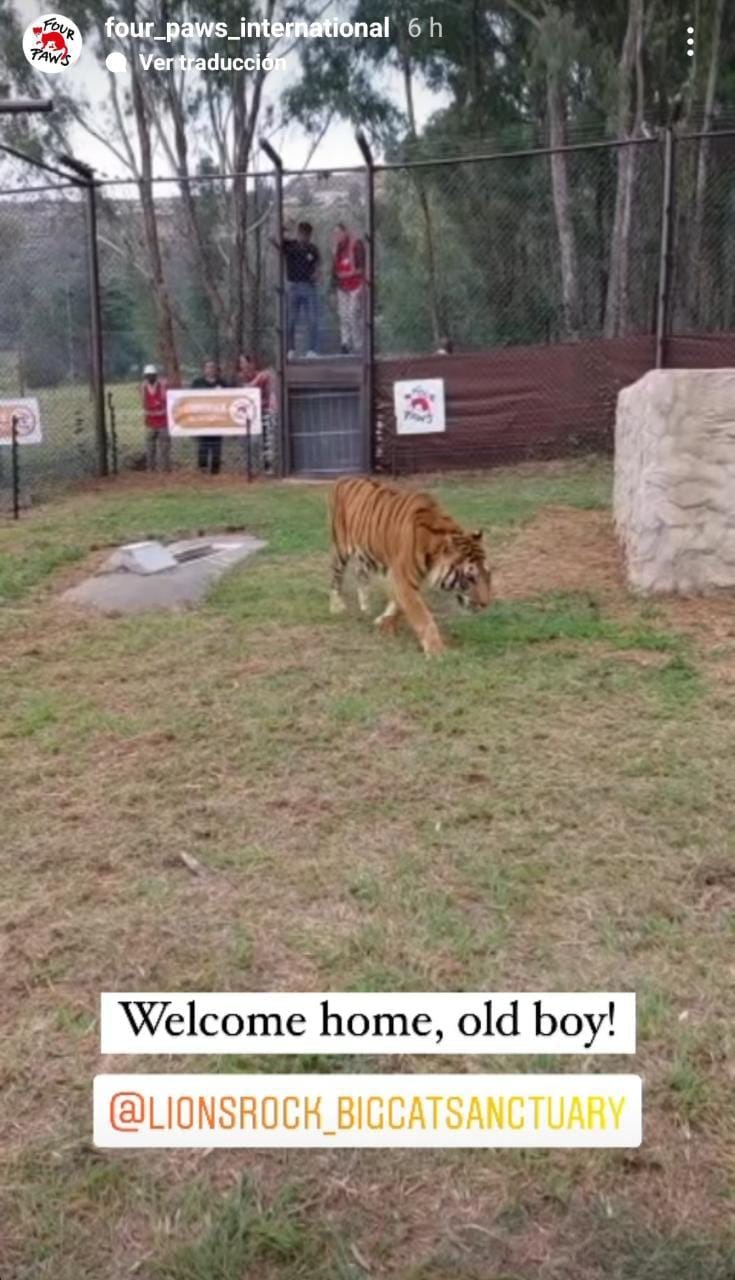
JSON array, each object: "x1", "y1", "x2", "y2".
[{"x1": 328, "y1": 476, "x2": 492, "y2": 656}]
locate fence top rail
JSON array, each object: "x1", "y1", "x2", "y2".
[
  {"x1": 374, "y1": 133, "x2": 662, "y2": 171},
  {"x1": 1, "y1": 127, "x2": 733, "y2": 200},
  {"x1": 94, "y1": 163, "x2": 371, "y2": 188},
  {"x1": 0, "y1": 180, "x2": 81, "y2": 197},
  {"x1": 676, "y1": 127, "x2": 735, "y2": 142},
  {"x1": 98, "y1": 126, "x2": 735, "y2": 187}
]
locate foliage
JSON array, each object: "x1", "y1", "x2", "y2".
[{"x1": 0, "y1": 1, "x2": 733, "y2": 361}]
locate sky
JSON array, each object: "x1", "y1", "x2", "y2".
[{"x1": 13, "y1": 0, "x2": 449, "y2": 179}]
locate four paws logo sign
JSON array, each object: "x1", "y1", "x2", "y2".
[
  {"x1": 393, "y1": 378, "x2": 446, "y2": 435},
  {"x1": 403, "y1": 385, "x2": 437, "y2": 428},
  {"x1": 23, "y1": 13, "x2": 82, "y2": 73}
]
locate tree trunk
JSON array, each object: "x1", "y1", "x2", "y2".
[
  {"x1": 399, "y1": 40, "x2": 444, "y2": 345},
  {"x1": 164, "y1": 73, "x2": 228, "y2": 337},
  {"x1": 227, "y1": 3, "x2": 273, "y2": 362},
  {"x1": 546, "y1": 66, "x2": 581, "y2": 338},
  {"x1": 127, "y1": 12, "x2": 180, "y2": 381},
  {"x1": 229, "y1": 73, "x2": 249, "y2": 359},
  {"x1": 604, "y1": 0, "x2": 645, "y2": 339},
  {"x1": 690, "y1": 0, "x2": 725, "y2": 324}
]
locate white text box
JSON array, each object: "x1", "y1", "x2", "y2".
[
  {"x1": 94, "y1": 1073, "x2": 642, "y2": 1148},
  {"x1": 100, "y1": 992, "x2": 636, "y2": 1055}
]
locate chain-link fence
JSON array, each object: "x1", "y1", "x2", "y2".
[
  {"x1": 374, "y1": 140, "x2": 664, "y2": 354},
  {"x1": 1, "y1": 128, "x2": 735, "y2": 505},
  {"x1": 280, "y1": 167, "x2": 369, "y2": 356},
  {"x1": 98, "y1": 170, "x2": 281, "y2": 477},
  {"x1": 98, "y1": 166, "x2": 371, "y2": 479},
  {"x1": 373, "y1": 131, "x2": 735, "y2": 474},
  {"x1": 671, "y1": 132, "x2": 735, "y2": 335},
  {"x1": 0, "y1": 178, "x2": 100, "y2": 509}
]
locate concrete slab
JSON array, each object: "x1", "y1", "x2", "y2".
[{"x1": 60, "y1": 535, "x2": 266, "y2": 615}]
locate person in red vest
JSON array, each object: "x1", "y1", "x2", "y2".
[
  {"x1": 141, "y1": 363, "x2": 171, "y2": 472},
  {"x1": 332, "y1": 221, "x2": 366, "y2": 355}
]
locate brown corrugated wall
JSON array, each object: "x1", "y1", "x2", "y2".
[{"x1": 374, "y1": 332, "x2": 735, "y2": 474}]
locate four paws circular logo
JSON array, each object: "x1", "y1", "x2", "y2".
[
  {"x1": 403, "y1": 384, "x2": 436, "y2": 427},
  {"x1": 12, "y1": 406, "x2": 38, "y2": 438},
  {"x1": 23, "y1": 13, "x2": 82, "y2": 73},
  {"x1": 229, "y1": 396, "x2": 256, "y2": 428}
]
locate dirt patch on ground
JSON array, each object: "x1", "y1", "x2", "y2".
[
  {"x1": 663, "y1": 595, "x2": 735, "y2": 646},
  {"x1": 495, "y1": 506, "x2": 735, "y2": 660},
  {"x1": 494, "y1": 507, "x2": 624, "y2": 600}
]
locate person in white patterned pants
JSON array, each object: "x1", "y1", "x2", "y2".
[
  {"x1": 236, "y1": 354, "x2": 277, "y2": 475},
  {"x1": 332, "y1": 222, "x2": 366, "y2": 354}
]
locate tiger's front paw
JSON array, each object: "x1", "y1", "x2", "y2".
[
  {"x1": 421, "y1": 629, "x2": 445, "y2": 657},
  {"x1": 329, "y1": 591, "x2": 347, "y2": 616}
]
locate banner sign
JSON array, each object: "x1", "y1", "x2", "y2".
[
  {"x1": 393, "y1": 379, "x2": 446, "y2": 435},
  {"x1": 167, "y1": 387, "x2": 262, "y2": 438},
  {"x1": 0, "y1": 398, "x2": 42, "y2": 445}
]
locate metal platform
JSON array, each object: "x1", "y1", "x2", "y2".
[{"x1": 285, "y1": 355, "x2": 364, "y2": 388}]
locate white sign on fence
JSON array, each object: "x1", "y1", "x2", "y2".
[
  {"x1": 0, "y1": 398, "x2": 42, "y2": 445},
  {"x1": 167, "y1": 387, "x2": 262, "y2": 438},
  {"x1": 393, "y1": 379, "x2": 446, "y2": 435}
]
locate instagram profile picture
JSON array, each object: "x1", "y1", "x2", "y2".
[{"x1": 23, "y1": 13, "x2": 83, "y2": 73}]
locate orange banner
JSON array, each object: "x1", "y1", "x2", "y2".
[{"x1": 167, "y1": 388, "x2": 262, "y2": 437}]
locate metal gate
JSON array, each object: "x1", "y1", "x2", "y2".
[{"x1": 287, "y1": 382, "x2": 366, "y2": 476}]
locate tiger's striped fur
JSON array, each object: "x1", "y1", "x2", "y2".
[{"x1": 329, "y1": 476, "x2": 492, "y2": 656}]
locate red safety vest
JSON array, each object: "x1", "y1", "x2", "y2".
[
  {"x1": 334, "y1": 237, "x2": 364, "y2": 292},
  {"x1": 143, "y1": 379, "x2": 167, "y2": 428}
]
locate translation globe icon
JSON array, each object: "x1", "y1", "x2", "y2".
[{"x1": 105, "y1": 50, "x2": 128, "y2": 74}]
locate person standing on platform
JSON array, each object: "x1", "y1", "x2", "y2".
[
  {"x1": 191, "y1": 357, "x2": 228, "y2": 475},
  {"x1": 141, "y1": 363, "x2": 171, "y2": 472},
  {"x1": 332, "y1": 221, "x2": 366, "y2": 355},
  {"x1": 274, "y1": 221, "x2": 321, "y2": 358}
]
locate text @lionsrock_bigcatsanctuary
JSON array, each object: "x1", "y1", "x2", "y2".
[
  {"x1": 102, "y1": 15, "x2": 442, "y2": 74},
  {"x1": 94, "y1": 992, "x2": 642, "y2": 1149}
]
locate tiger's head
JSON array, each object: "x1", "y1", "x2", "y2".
[{"x1": 440, "y1": 530, "x2": 492, "y2": 612}]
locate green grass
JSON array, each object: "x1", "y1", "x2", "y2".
[
  {"x1": 0, "y1": 379, "x2": 136, "y2": 501},
  {"x1": 1, "y1": 458, "x2": 734, "y2": 1279},
  {"x1": 152, "y1": 1180, "x2": 360, "y2": 1280},
  {"x1": 0, "y1": 457, "x2": 610, "y2": 604},
  {"x1": 0, "y1": 479, "x2": 328, "y2": 604}
]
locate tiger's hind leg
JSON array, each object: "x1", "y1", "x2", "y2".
[
  {"x1": 355, "y1": 556, "x2": 371, "y2": 615},
  {"x1": 374, "y1": 572, "x2": 401, "y2": 635},
  {"x1": 329, "y1": 550, "x2": 348, "y2": 615},
  {"x1": 374, "y1": 596, "x2": 400, "y2": 635}
]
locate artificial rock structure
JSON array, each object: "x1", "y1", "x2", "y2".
[{"x1": 614, "y1": 368, "x2": 735, "y2": 594}]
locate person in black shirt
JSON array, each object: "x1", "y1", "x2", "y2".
[
  {"x1": 191, "y1": 357, "x2": 228, "y2": 474},
  {"x1": 277, "y1": 221, "x2": 321, "y2": 357}
]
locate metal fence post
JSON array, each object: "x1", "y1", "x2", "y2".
[
  {"x1": 107, "y1": 390, "x2": 118, "y2": 475},
  {"x1": 259, "y1": 138, "x2": 288, "y2": 478},
  {"x1": 87, "y1": 177, "x2": 108, "y2": 475},
  {"x1": 655, "y1": 127, "x2": 676, "y2": 369},
  {"x1": 59, "y1": 154, "x2": 108, "y2": 476},
  {"x1": 356, "y1": 132, "x2": 375, "y2": 474},
  {"x1": 11, "y1": 413, "x2": 20, "y2": 519}
]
